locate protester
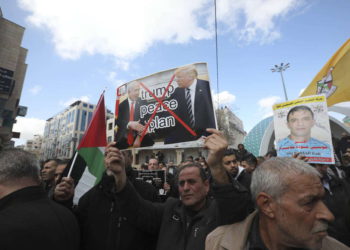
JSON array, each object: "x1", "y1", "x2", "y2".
[
  {"x1": 222, "y1": 148, "x2": 251, "y2": 191},
  {"x1": 104, "y1": 128, "x2": 250, "y2": 250},
  {"x1": 41, "y1": 158, "x2": 59, "y2": 195},
  {"x1": 206, "y1": 157, "x2": 348, "y2": 250},
  {"x1": 264, "y1": 150, "x2": 277, "y2": 160},
  {"x1": 54, "y1": 151, "x2": 159, "y2": 250},
  {"x1": 55, "y1": 159, "x2": 69, "y2": 184},
  {"x1": 236, "y1": 143, "x2": 250, "y2": 162},
  {"x1": 240, "y1": 154, "x2": 258, "y2": 174},
  {"x1": 256, "y1": 156, "x2": 265, "y2": 167},
  {"x1": 148, "y1": 158, "x2": 160, "y2": 170},
  {"x1": 0, "y1": 149, "x2": 79, "y2": 250}
]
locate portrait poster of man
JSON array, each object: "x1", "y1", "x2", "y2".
[
  {"x1": 273, "y1": 95, "x2": 334, "y2": 164},
  {"x1": 114, "y1": 62, "x2": 217, "y2": 149}
]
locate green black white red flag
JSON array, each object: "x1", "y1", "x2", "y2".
[{"x1": 66, "y1": 92, "x2": 107, "y2": 203}]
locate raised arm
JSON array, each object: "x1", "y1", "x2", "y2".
[{"x1": 204, "y1": 128, "x2": 229, "y2": 184}]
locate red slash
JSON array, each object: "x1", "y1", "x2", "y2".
[{"x1": 138, "y1": 76, "x2": 197, "y2": 143}]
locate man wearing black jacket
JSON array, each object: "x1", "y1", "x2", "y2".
[
  {"x1": 0, "y1": 149, "x2": 79, "y2": 250},
  {"x1": 105, "y1": 129, "x2": 250, "y2": 250},
  {"x1": 54, "y1": 150, "x2": 158, "y2": 250}
]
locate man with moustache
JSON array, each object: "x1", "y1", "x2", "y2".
[{"x1": 206, "y1": 157, "x2": 347, "y2": 250}]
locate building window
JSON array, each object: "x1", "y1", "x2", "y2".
[
  {"x1": 71, "y1": 110, "x2": 75, "y2": 122},
  {"x1": 89, "y1": 104, "x2": 94, "y2": 109},
  {"x1": 67, "y1": 112, "x2": 71, "y2": 125},
  {"x1": 107, "y1": 136, "x2": 112, "y2": 143},
  {"x1": 87, "y1": 112, "x2": 93, "y2": 126},
  {"x1": 81, "y1": 110, "x2": 87, "y2": 131},
  {"x1": 108, "y1": 122, "x2": 113, "y2": 130},
  {"x1": 83, "y1": 103, "x2": 87, "y2": 107},
  {"x1": 75, "y1": 110, "x2": 80, "y2": 131}
]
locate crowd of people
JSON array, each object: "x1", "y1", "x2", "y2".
[{"x1": 0, "y1": 129, "x2": 350, "y2": 249}]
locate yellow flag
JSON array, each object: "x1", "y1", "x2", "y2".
[{"x1": 300, "y1": 39, "x2": 350, "y2": 107}]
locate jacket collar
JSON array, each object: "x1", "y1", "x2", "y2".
[
  {"x1": 0, "y1": 185, "x2": 45, "y2": 210},
  {"x1": 220, "y1": 210, "x2": 257, "y2": 249}
]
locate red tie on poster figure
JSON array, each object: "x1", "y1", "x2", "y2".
[{"x1": 127, "y1": 101, "x2": 135, "y2": 145}]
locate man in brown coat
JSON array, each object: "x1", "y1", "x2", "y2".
[{"x1": 206, "y1": 157, "x2": 349, "y2": 250}]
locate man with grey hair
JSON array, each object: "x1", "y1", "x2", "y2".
[
  {"x1": 206, "y1": 157, "x2": 348, "y2": 250},
  {"x1": 165, "y1": 64, "x2": 216, "y2": 144},
  {"x1": 0, "y1": 149, "x2": 79, "y2": 250}
]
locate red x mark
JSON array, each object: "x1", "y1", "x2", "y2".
[{"x1": 138, "y1": 74, "x2": 197, "y2": 143}]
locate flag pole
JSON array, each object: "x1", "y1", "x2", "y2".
[{"x1": 67, "y1": 151, "x2": 78, "y2": 178}]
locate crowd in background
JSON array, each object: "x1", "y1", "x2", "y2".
[{"x1": 1, "y1": 131, "x2": 350, "y2": 250}]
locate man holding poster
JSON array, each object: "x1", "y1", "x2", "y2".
[{"x1": 274, "y1": 96, "x2": 334, "y2": 164}]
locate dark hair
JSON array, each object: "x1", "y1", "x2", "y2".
[
  {"x1": 58, "y1": 158, "x2": 70, "y2": 165},
  {"x1": 177, "y1": 162, "x2": 208, "y2": 182},
  {"x1": 44, "y1": 158, "x2": 60, "y2": 166},
  {"x1": 140, "y1": 163, "x2": 148, "y2": 170},
  {"x1": 224, "y1": 148, "x2": 237, "y2": 157},
  {"x1": 287, "y1": 105, "x2": 314, "y2": 122},
  {"x1": 265, "y1": 150, "x2": 277, "y2": 158},
  {"x1": 242, "y1": 154, "x2": 257, "y2": 167}
]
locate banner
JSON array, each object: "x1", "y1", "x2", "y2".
[
  {"x1": 114, "y1": 63, "x2": 216, "y2": 149},
  {"x1": 273, "y1": 95, "x2": 334, "y2": 164},
  {"x1": 300, "y1": 39, "x2": 350, "y2": 107}
]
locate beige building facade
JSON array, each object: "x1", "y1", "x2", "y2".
[
  {"x1": 0, "y1": 9, "x2": 28, "y2": 150},
  {"x1": 42, "y1": 100, "x2": 113, "y2": 160}
]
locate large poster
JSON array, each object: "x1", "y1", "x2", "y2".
[
  {"x1": 273, "y1": 95, "x2": 334, "y2": 164},
  {"x1": 114, "y1": 63, "x2": 217, "y2": 149}
]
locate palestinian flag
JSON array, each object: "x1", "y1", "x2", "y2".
[{"x1": 65, "y1": 93, "x2": 107, "y2": 203}]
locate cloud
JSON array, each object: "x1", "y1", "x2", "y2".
[
  {"x1": 106, "y1": 71, "x2": 125, "y2": 88},
  {"x1": 258, "y1": 96, "x2": 281, "y2": 118},
  {"x1": 12, "y1": 117, "x2": 46, "y2": 143},
  {"x1": 212, "y1": 90, "x2": 236, "y2": 109},
  {"x1": 18, "y1": 0, "x2": 304, "y2": 62},
  {"x1": 29, "y1": 85, "x2": 42, "y2": 95},
  {"x1": 59, "y1": 96, "x2": 90, "y2": 107}
]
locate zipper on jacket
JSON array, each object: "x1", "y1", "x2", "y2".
[
  {"x1": 117, "y1": 216, "x2": 122, "y2": 228},
  {"x1": 194, "y1": 227, "x2": 199, "y2": 237},
  {"x1": 110, "y1": 201, "x2": 115, "y2": 212}
]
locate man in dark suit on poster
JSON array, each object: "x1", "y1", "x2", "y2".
[
  {"x1": 115, "y1": 81, "x2": 154, "y2": 149},
  {"x1": 165, "y1": 64, "x2": 216, "y2": 144}
]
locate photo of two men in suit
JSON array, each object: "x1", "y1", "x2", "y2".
[{"x1": 114, "y1": 63, "x2": 217, "y2": 148}]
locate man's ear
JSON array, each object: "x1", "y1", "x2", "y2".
[{"x1": 256, "y1": 192, "x2": 276, "y2": 219}]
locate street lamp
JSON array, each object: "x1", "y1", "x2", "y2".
[{"x1": 271, "y1": 63, "x2": 290, "y2": 101}]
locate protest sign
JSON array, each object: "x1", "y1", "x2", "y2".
[
  {"x1": 273, "y1": 95, "x2": 334, "y2": 164},
  {"x1": 114, "y1": 63, "x2": 217, "y2": 149}
]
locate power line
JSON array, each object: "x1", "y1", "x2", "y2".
[{"x1": 214, "y1": 0, "x2": 220, "y2": 107}]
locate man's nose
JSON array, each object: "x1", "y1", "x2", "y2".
[
  {"x1": 316, "y1": 201, "x2": 335, "y2": 223},
  {"x1": 183, "y1": 182, "x2": 190, "y2": 191}
]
